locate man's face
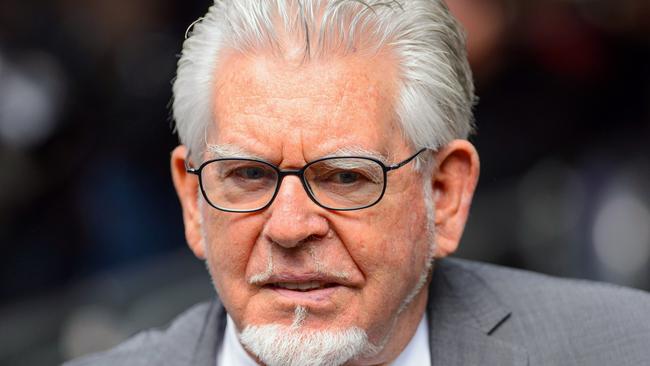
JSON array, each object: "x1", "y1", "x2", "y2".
[{"x1": 192, "y1": 50, "x2": 434, "y2": 359}]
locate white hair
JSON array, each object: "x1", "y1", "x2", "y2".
[
  {"x1": 239, "y1": 324, "x2": 379, "y2": 366},
  {"x1": 172, "y1": 0, "x2": 475, "y2": 163}
]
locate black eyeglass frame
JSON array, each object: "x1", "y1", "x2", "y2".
[{"x1": 186, "y1": 148, "x2": 427, "y2": 213}]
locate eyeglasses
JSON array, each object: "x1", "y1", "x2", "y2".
[{"x1": 186, "y1": 148, "x2": 427, "y2": 212}]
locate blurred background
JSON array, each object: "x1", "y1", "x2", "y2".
[{"x1": 0, "y1": 0, "x2": 648, "y2": 364}]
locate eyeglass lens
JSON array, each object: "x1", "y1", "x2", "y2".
[{"x1": 199, "y1": 158, "x2": 385, "y2": 211}]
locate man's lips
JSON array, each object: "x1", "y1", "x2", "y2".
[
  {"x1": 265, "y1": 284, "x2": 340, "y2": 302},
  {"x1": 258, "y1": 273, "x2": 350, "y2": 303},
  {"x1": 268, "y1": 280, "x2": 338, "y2": 291}
]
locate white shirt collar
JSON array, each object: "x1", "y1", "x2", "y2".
[
  {"x1": 217, "y1": 314, "x2": 431, "y2": 366},
  {"x1": 217, "y1": 315, "x2": 259, "y2": 366},
  {"x1": 389, "y1": 313, "x2": 431, "y2": 366}
]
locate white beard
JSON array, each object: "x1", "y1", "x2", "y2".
[{"x1": 238, "y1": 324, "x2": 379, "y2": 366}]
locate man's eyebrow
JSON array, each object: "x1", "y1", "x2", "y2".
[
  {"x1": 205, "y1": 144, "x2": 264, "y2": 160},
  {"x1": 325, "y1": 146, "x2": 389, "y2": 164},
  {"x1": 206, "y1": 144, "x2": 389, "y2": 164}
]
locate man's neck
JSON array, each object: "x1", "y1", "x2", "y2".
[{"x1": 355, "y1": 285, "x2": 430, "y2": 365}]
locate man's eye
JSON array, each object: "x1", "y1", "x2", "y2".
[
  {"x1": 234, "y1": 167, "x2": 266, "y2": 180},
  {"x1": 323, "y1": 170, "x2": 365, "y2": 184},
  {"x1": 336, "y1": 171, "x2": 359, "y2": 183}
]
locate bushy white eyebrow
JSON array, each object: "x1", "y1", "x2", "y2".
[
  {"x1": 206, "y1": 144, "x2": 388, "y2": 164},
  {"x1": 325, "y1": 146, "x2": 388, "y2": 164},
  {"x1": 205, "y1": 143, "x2": 264, "y2": 160}
]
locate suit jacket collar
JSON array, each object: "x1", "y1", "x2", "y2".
[
  {"x1": 190, "y1": 258, "x2": 528, "y2": 366},
  {"x1": 158, "y1": 300, "x2": 225, "y2": 366},
  {"x1": 427, "y1": 258, "x2": 528, "y2": 365},
  {"x1": 190, "y1": 300, "x2": 226, "y2": 365}
]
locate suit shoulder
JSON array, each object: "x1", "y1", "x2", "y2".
[
  {"x1": 62, "y1": 330, "x2": 165, "y2": 366},
  {"x1": 62, "y1": 301, "x2": 218, "y2": 366},
  {"x1": 442, "y1": 258, "x2": 650, "y2": 363},
  {"x1": 446, "y1": 258, "x2": 650, "y2": 314}
]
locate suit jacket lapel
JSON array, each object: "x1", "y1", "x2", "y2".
[
  {"x1": 158, "y1": 300, "x2": 226, "y2": 366},
  {"x1": 188, "y1": 300, "x2": 226, "y2": 366},
  {"x1": 427, "y1": 259, "x2": 528, "y2": 366}
]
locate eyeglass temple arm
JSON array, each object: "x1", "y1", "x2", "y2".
[
  {"x1": 184, "y1": 150, "x2": 199, "y2": 174},
  {"x1": 386, "y1": 148, "x2": 427, "y2": 171}
]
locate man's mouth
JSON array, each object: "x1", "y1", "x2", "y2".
[
  {"x1": 268, "y1": 281, "x2": 339, "y2": 291},
  {"x1": 261, "y1": 278, "x2": 344, "y2": 304},
  {"x1": 267, "y1": 285, "x2": 339, "y2": 302}
]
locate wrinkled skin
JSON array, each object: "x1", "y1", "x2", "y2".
[{"x1": 171, "y1": 49, "x2": 479, "y2": 365}]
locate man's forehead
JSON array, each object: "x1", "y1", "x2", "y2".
[
  {"x1": 213, "y1": 50, "x2": 398, "y2": 112},
  {"x1": 205, "y1": 50, "x2": 404, "y2": 164}
]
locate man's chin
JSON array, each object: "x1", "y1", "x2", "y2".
[{"x1": 238, "y1": 323, "x2": 380, "y2": 366}]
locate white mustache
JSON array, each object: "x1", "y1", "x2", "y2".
[
  {"x1": 248, "y1": 249, "x2": 350, "y2": 285},
  {"x1": 249, "y1": 250, "x2": 274, "y2": 285}
]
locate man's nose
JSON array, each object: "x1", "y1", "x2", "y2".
[{"x1": 261, "y1": 176, "x2": 329, "y2": 248}]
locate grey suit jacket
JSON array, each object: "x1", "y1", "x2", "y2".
[{"x1": 65, "y1": 258, "x2": 650, "y2": 365}]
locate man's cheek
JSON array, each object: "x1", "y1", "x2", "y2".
[
  {"x1": 207, "y1": 246, "x2": 251, "y2": 310},
  {"x1": 204, "y1": 230, "x2": 251, "y2": 281},
  {"x1": 350, "y1": 238, "x2": 405, "y2": 281}
]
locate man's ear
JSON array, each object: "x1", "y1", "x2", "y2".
[
  {"x1": 431, "y1": 139, "x2": 480, "y2": 258},
  {"x1": 170, "y1": 145, "x2": 206, "y2": 259}
]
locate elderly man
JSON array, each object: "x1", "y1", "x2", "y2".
[{"x1": 66, "y1": 1, "x2": 650, "y2": 365}]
